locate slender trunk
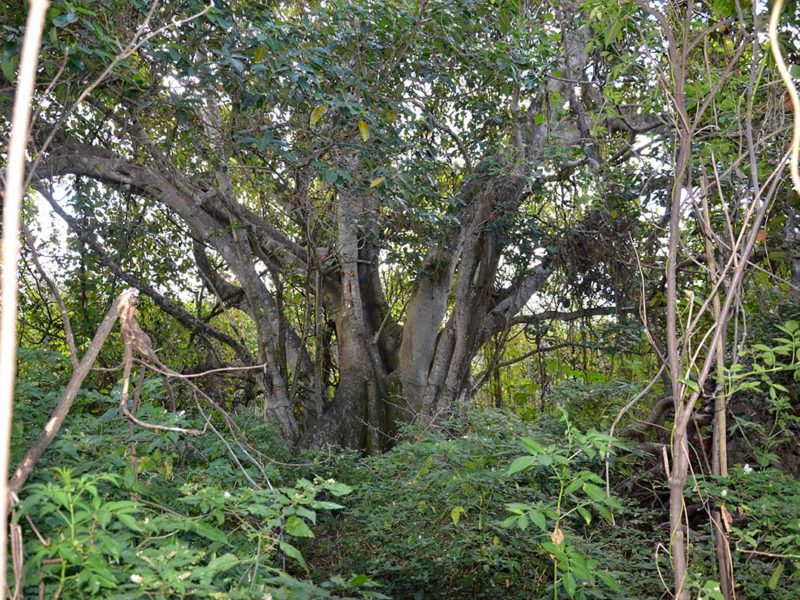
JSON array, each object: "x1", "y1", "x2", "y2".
[
  {"x1": 667, "y1": 132, "x2": 692, "y2": 600},
  {"x1": 701, "y1": 183, "x2": 735, "y2": 598}
]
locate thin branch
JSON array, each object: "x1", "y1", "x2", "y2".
[
  {"x1": 7, "y1": 290, "x2": 136, "y2": 503},
  {"x1": 509, "y1": 306, "x2": 634, "y2": 327},
  {"x1": 0, "y1": 1, "x2": 49, "y2": 592},
  {"x1": 118, "y1": 300, "x2": 204, "y2": 437},
  {"x1": 36, "y1": 185, "x2": 252, "y2": 363},
  {"x1": 770, "y1": 0, "x2": 800, "y2": 196},
  {"x1": 21, "y1": 222, "x2": 79, "y2": 368}
]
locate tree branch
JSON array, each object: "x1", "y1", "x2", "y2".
[{"x1": 36, "y1": 185, "x2": 252, "y2": 363}]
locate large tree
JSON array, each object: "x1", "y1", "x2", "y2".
[{"x1": 6, "y1": 0, "x2": 660, "y2": 450}]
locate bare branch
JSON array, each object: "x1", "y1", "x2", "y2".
[{"x1": 0, "y1": 1, "x2": 49, "y2": 589}]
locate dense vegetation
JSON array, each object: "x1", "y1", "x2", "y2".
[{"x1": 1, "y1": 0, "x2": 799, "y2": 598}]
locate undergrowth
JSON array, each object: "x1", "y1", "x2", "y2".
[{"x1": 10, "y1": 350, "x2": 800, "y2": 598}]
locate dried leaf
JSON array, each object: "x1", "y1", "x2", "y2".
[
  {"x1": 550, "y1": 524, "x2": 564, "y2": 548},
  {"x1": 720, "y1": 504, "x2": 733, "y2": 532}
]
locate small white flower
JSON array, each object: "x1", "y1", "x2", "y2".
[
  {"x1": 130, "y1": 574, "x2": 143, "y2": 584},
  {"x1": 224, "y1": 491, "x2": 231, "y2": 498},
  {"x1": 263, "y1": 594, "x2": 273, "y2": 600},
  {"x1": 743, "y1": 464, "x2": 753, "y2": 473},
  {"x1": 178, "y1": 572, "x2": 191, "y2": 581},
  {"x1": 326, "y1": 478, "x2": 335, "y2": 484},
  {"x1": 721, "y1": 489, "x2": 728, "y2": 497}
]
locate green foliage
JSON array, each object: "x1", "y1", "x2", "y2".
[
  {"x1": 15, "y1": 463, "x2": 382, "y2": 598},
  {"x1": 727, "y1": 320, "x2": 800, "y2": 467},
  {"x1": 698, "y1": 466, "x2": 800, "y2": 598},
  {"x1": 303, "y1": 411, "x2": 550, "y2": 598},
  {"x1": 10, "y1": 358, "x2": 380, "y2": 598},
  {"x1": 4, "y1": 1, "x2": 800, "y2": 597},
  {"x1": 502, "y1": 411, "x2": 624, "y2": 599},
  {"x1": 303, "y1": 410, "x2": 661, "y2": 598}
]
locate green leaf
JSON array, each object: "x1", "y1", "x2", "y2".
[
  {"x1": 563, "y1": 572, "x2": 577, "y2": 597},
  {"x1": 323, "y1": 481, "x2": 353, "y2": 496},
  {"x1": 279, "y1": 540, "x2": 308, "y2": 570},
  {"x1": 680, "y1": 377, "x2": 701, "y2": 394},
  {"x1": 541, "y1": 541, "x2": 567, "y2": 563},
  {"x1": 500, "y1": 515, "x2": 520, "y2": 528},
  {"x1": 116, "y1": 513, "x2": 143, "y2": 532},
  {"x1": 778, "y1": 320, "x2": 799, "y2": 335},
  {"x1": 699, "y1": 580, "x2": 725, "y2": 600},
  {"x1": 191, "y1": 521, "x2": 228, "y2": 543},
  {"x1": 529, "y1": 509, "x2": 547, "y2": 531},
  {"x1": 293, "y1": 506, "x2": 317, "y2": 524},
  {"x1": 310, "y1": 500, "x2": 344, "y2": 510},
  {"x1": 508, "y1": 455, "x2": 537, "y2": 475},
  {"x1": 350, "y1": 574, "x2": 373, "y2": 587},
  {"x1": 505, "y1": 502, "x2": 529, "y2": 515},
  {"x1": 767, "y1": 562, "x2": 784, "y2": 590},
  {"x1": 583, "y1": 482, "x2": 607, "y2": 503},
  {"x1": 206, "y1": 553, "x2": 239, "y2": 573},
  {"x1": 569, "y1": 552, "x2": 592, "y2": 581},
  {"x1": 520, "y1": 437, "x2": 542, "y2": 454},
  {"x1": 597, "y1": 571, "x2": 621, "y2": 591},
  {"x1": 53, "y1": 13, "x2": 79, "y2": 28},
  {"x1": 1, "y1": 55, "x2": 17, "y2": 83},
  {"x1": 578, "y1": 471, "x2": 606, "y2": 485},
  {"x1": 285, "y1": 515, "x2": 314, "y2": 538}
]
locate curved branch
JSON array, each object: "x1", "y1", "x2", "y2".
[
  {"x1": 509, "y1": 305, "x2": 635, "y2": 327},
  {"x1": 192, "y1": 240, "x2": 245, "y2": 305},
  {"x1": 35, "y1": 140, "x2": 311, "y2": 275},
  {"x1": 37, "y1": 186, "x2": 252, "y2": 363}
]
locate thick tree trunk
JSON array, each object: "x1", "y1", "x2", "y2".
[{"x1": 302, "y1": 173, "x2": 536, "y2": 447}]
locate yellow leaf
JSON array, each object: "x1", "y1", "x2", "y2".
[
  {"x1": 358, "y1": 119, "x2": 369, "y2": 142},
  {"x1": 254, "y1": 47, "x2": 267, "y2": 62},
  {"x1": 492, "y1": 535, "x2": 501, "y2": 546},
  {"x1": 450, "y1": 505, "x2": 464, "y2": 525},
  {"x1": 386, "y1": 110, "x2": 397, "y2": 123},
  {"x1": 369, "y1": 176, "x2": 385, "y2": 188},
  {"x1": 310, "y1": 105, "x2": 326, "y2": 127}
]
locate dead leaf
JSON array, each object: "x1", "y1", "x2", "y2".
[
  {"x1": 720, "y1": 504, "x2": 733, "y2": 532},
  {"x1": 551, "y1": 524, "x2": 564, "y2": 548}
]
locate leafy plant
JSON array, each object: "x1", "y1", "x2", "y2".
[
  {"x1": 697, "y1": 466, "x2": 800, "y2": 597},
  {"x1": 502, "y1": 411, "x2": 624, "y2": 599},
  {"x1": 14, "y1": 465, "x2": 380, "y2": 598},
  {"x1": 727, "y1": 320, "x2": 800, "y2": 467},
  {"x1": 16, "y1": 469, "x2": 140, "y2": 596}
]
